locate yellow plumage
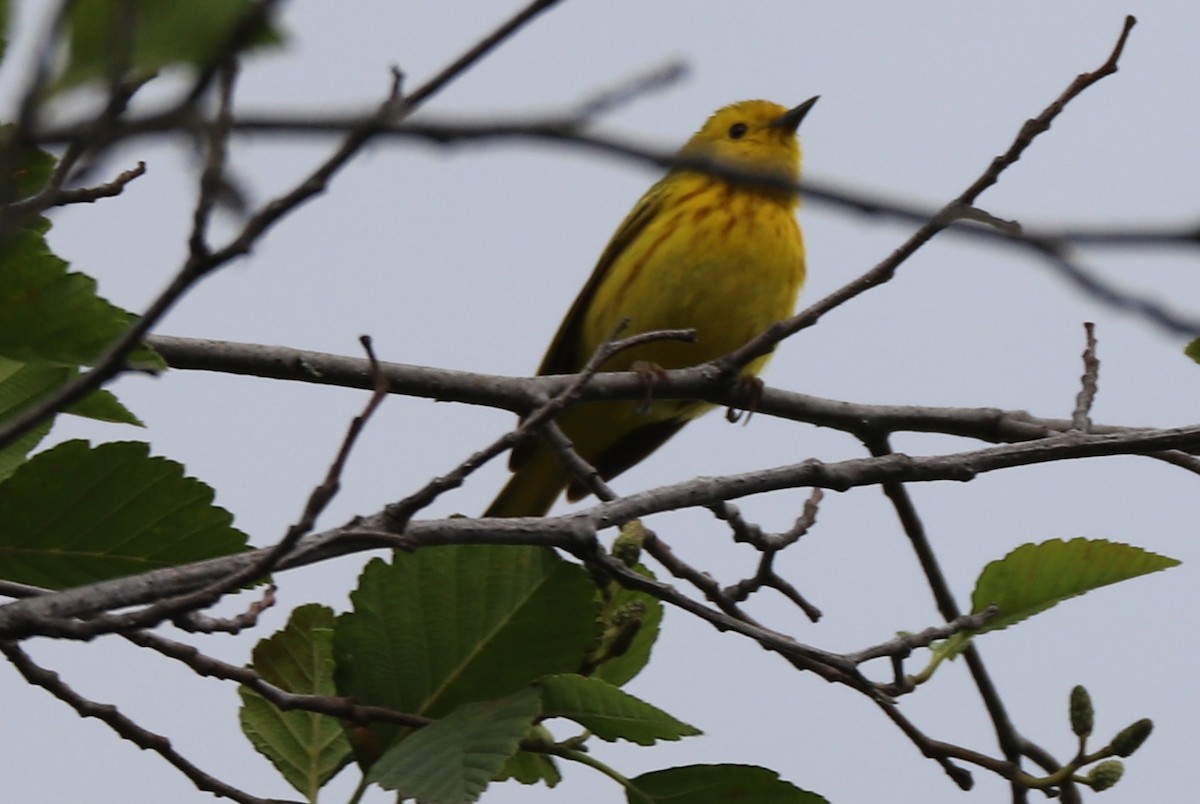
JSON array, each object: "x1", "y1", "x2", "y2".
[{"x1": 487, "y1": 98, "x2": 817, "y2": 517}]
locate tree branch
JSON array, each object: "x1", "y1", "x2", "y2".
[
  {"x1": 0, "y1": 0, "x2": 571, "y2": 454},
  {"x1": 143, "y1": 333, "x2": 1192, "y2": 453},
  {"x1": 0, "y1": 641, "x2": 300, "y2": 804},
  {"x1": 4, "y1": 417, "x2": 1200, "y2": 640}
]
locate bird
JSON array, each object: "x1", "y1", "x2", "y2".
[{"x1": 486, "y1": 97, "x2": 817, "y2": 518}]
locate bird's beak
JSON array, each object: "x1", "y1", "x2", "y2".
[{"x1": 771, "y1": 96, "x2": 820, "y2": 132}]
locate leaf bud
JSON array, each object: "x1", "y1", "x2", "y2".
[
  {"x1": 1111, "y1": 718, "x2": 1153, "y2": 758},
  {"x1": 1086, "y1": 759, "x2": 1124, "y2": 791},
  {"x1": 1069, "y1": 685, "x2": 1094, "y2": 738}
]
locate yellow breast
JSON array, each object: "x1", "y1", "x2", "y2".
[{"x1": 582, "y1": 174, "x2": 806, "y2": 376}]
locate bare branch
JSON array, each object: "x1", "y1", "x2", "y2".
[
  {"x1": 1, "y1": 160, "x2": 147, "y2": 222},
  {"x1": 640, "y1": 528, "x2": 760, "y2": 625},
  {"x1": 174, "y1": 584, "x2": 276, "y2": 634},
  {"x1": 718, "y1": 491, "x2": 824, "y2": 622},
  {"x1": 859, "y1": 431, "x2": 1035, "y2": 787},
  {"x1": 381, "y1": 325, "x2": 692, "y2": 527},
  {"x1": 188, "y1": 59, "x2": 240, "y2": 259},
  {"x1": 0, "y1": 0, "x2": 571, "y2": 454},
  {"x1": 721, "y1": 15, "x2": 1142, "y2": 374},
  {"x1": 848, "y1": 607, "x2": 998, "y2": 666},
  {"x1": 1072, "y1": 323, "x2": 1100, "y2": 431},
  {"x1": 41, "y1": 109, "x2": 1200, "y2": 253},
  {"x1": 285, "y1": 335, "x2": 394, "y2": 544},
  {"x1": 0, "y1": 338, "x2": 395, "y2": 640},
  {"x1": 123, "y1": 630, "x2": 430, "y2": 729},
  {"x1": 568, "y1": 61, "x2": 688, "y2": 121},
  {"x1": 401, "y1": 0, "x2": 565, "y2": 109},
  {"x1": 7, "y1": 414, "x2": 1200, "y2": 641},
  {"x1": 0, "y1": 641, "x2": 299, "y2": 804},
  {"x1": 707, "y1": 501, "x2": 768, "y2": 546},
  {"x1": 143, "y1": 334, "x2": 1189, "y2": 452},
  {"x1": 584, "y1": 549, "x2": 871, "y2": 690},
  {"x1": 1035, "y1": 247, "x2": 1200, "y2": 337}
]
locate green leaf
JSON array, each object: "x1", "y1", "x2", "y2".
[
  {"x1": 54, "y1": 0, "x2": 283, "y2": 92},
  {"x1": 0, "y1": 126, "x2": 56, "y2": 203},
  {"x1": 240, "y1": 605, "x2": 353, "y2": 802},
  {"x1": 0, "y1": 358, "x2": 57, "y2": 480},
  {"x1": 0, "y1": 0, "x2": 9, "y2": 64},
  {"x1": 493, "y1": 742, "x2": 561, "y2": 787},
  {"x1": 0, "y1": 225, "x2": 162, "y2": 369},
  {"x1": 64, "y1": 386, "x2": 141, "y2": 425},
  {"x1": 627, "y1": 764, "x2": 828, "y2": 804},
  {"x1": 0, "y1": 134, "x2": 150, "y2": 426},
  {"x1": 539, "y1": 674, "x2": 700, "y2": 746},
  {"x1": 333, "y1": 545, "x2": 600, "y2": 761},
  {"x1": 1185, "y1": 336, "x2": 1200, "y2": 364},
  {"x1": 970, "y1": 538, "x2": 1179, "y2": 629},
  {"x1": 0, "y1": 357, "x2": 66, "y2": 414},
  {"x1": 943, "y1": 538, "x2": 1179, "y2": 660},
  {"x1": 0, "y1": 439, "x2": 248, "y2": 588},
  {"x1": 0, "y1": 357, "x2": 139, "y2": 481},
  {"x1": 591, "y1": 564, "x2": 663, "y2": 687},
  {"x1": 368, "y1": 687, "x2": 542, "y2": 802},
  {"x1": 0, "y1": 357, "x2": 141, "y2": 428},
  {"x1": 0, "y1": 417, "x2": 48, "y2": 482}
]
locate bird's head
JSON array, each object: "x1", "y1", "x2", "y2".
[{"x1": 678, "y1": 97, "x2": 818, "y2": 184}]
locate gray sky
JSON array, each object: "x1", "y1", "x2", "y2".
[{"x1": 4, "y1": 1, "x2": 1200, "y2": 802}]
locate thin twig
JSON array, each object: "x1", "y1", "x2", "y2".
[
  {"x1": 537, "y1": 419, "x2": 620, "y2": 504},
  {"x1": 8, "y1": 416, "x2": 1200, "y2": 639},
  {"x1": 774, "y1": 488, "x2": 824, "y2": 550},
  {"x1": 707, "y1": 501, "x2": 768, "y2": 546},
  {"x1": 848, "y1": 607, "x2": 997, "y2": 665},
  {"x1": 287, "y1": 336, "x2": 394, "y2": 542},
  {"x1": 718, "y1": 490, "x2": 824, "y2": 622},
  {"x1": 174, "y1": 584, "x2": 276, "y2": 634},
  {"x1": 515, "y1": 323, "x2": 696, "y2": 506},
  {"x1": 151, "y1": 335, "x2": 396, "y2": 623},
  {"x1": 584, "y1": 549, "x2": 871, "y2": 690},
  {"x1": 0, "y1": 337, "x2": 395, "y2": 641},
  {"x1": 723, "y1": 549, "x2": 822, "y2": 622},
  {"x1": 387, "y1": 326, "x2": 693, "y2": 527},
  {"x1": 1, "y1": 160, "x2": 147, "y2": 221},
  {"x1": 1072, "y1": 322, "x2": 1100, "y2": 431},
  {"x1": 0, "y1": 641, "x2": 299, "y2": 804},
  {"x1": 568, "y1": 61, "x2": 688, "y2": 121},
  {"x1": 136, "y1": 335, "x2": 393, "y2": 631},
  {"x1": 1035, "y1": 247, "x2": 1200, "y2": 337},
  {"x1": 400, "y1": 0, "x2": 564, "y2": 109},
  {"x1": 720, "y1": 15, "x2": 1141, "y2": 375},
  {"x1": 861, "y1": 432, "x2": 1029, "y2": 797},
  {"x1": 873, "y1": 698, "x2": 975, "y2": 790},
  {"x1": 3, "y1": 66, "x2": 154, "y2": 244},
  {"x1": 640, "y1": 530, "x2": 758, "y2": 623},
  {"x1": 0, "y1": 0, "x2": 570, "y2": 454},
  {"x1": 188, "y1": 59, "x2": 240, "y2": 258},
  {"x1": 122, "y1": 629, "x2": 429, "y2": 728}
]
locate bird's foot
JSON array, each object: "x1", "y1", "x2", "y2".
[
  {"x1": 631, "y1": 360, "x2": 669, "y2": 415},
  {"x1": 726, "y1": 375, "x2": 763, "y2": 424}
]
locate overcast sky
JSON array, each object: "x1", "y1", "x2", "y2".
[{"x1": 5, "y1": 2, "x2": 1200, "y2": 802}]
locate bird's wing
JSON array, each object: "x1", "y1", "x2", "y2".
[
  {"x1": 564, "y1": 417, "x2": 686, "y2": 501},
  {"x1": 506, "y1": 183, "x2": 666, "y2": 473},
  {"x1": 536, "y1": 182, "x2": 666, "y2": 376}
]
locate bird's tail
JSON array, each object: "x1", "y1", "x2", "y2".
[{"x1": 484, "y1": 449, "x2": 567, "y2": 518}]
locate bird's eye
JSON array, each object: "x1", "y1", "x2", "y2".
[{"x1": 728, "y1": 122, "x2": 748, "y2": 139}]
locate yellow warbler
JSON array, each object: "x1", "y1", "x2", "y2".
[{"x1": 487, "y1": 97, "x2": 817, "y2": 517}]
